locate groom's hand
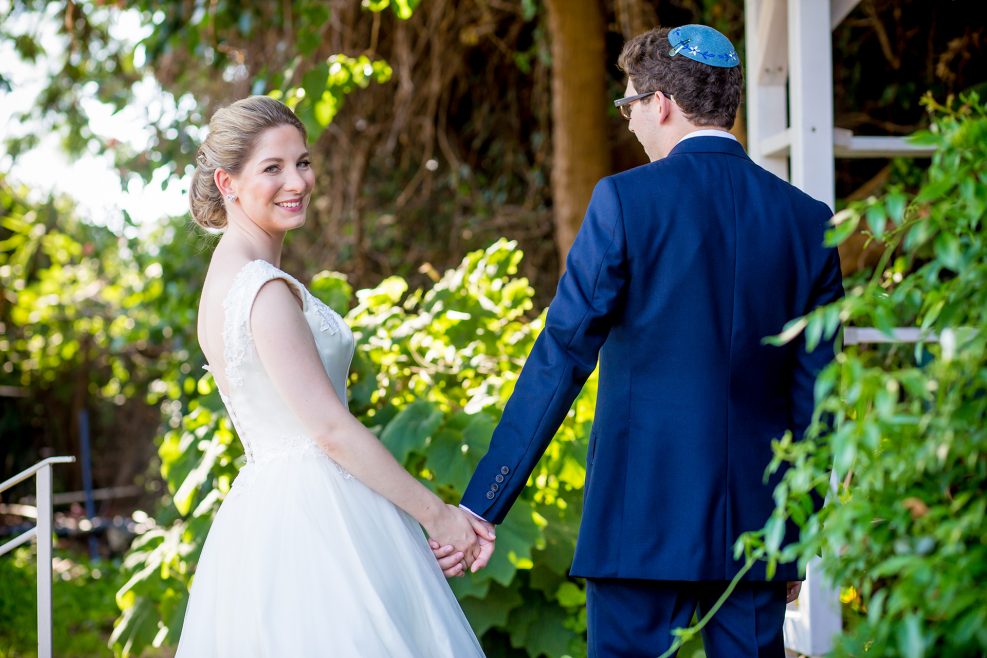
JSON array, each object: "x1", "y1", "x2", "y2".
[{"x1": 466, "y1": 515, "x2": 496, "y2": 573}]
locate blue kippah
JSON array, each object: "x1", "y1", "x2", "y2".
[{"x1": 667, "y1": 24, "x2": 740, "y2": 68}]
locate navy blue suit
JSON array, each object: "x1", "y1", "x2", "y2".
[{"x1": 462, "y1": 136, "x2": 843, "y2": 655}]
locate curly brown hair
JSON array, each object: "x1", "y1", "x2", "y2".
[{"x1": 617, "y1": 27, "x2": 743, "y2": 129}]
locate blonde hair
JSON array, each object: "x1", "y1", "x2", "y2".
[{"x1": 189, "y1": 96, "x2": 308, "y2": 229}]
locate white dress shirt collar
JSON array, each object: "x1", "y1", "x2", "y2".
[{"x1": 677, "y1": 129, "x2": 738, "y2": 144}]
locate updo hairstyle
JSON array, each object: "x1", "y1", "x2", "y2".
[{"x1": 189, "y1": 96, "x2": 308, "y2": 230}]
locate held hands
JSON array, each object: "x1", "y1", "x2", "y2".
[
  {"x1": 423, "y1": 504, "x2": 483, "y2": 573},
  {"x1": 428, "y1": 510, "x2": 496, "y2": 578},
  {"x1": 786, "y1": 581, "x2": 802, "y2": 604}
]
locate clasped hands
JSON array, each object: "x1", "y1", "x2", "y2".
[{"x1": 424, "y1": 504, "x2": 496, "y2": 578}]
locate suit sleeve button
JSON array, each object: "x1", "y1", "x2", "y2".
[
  {"x1": 485, "y1": 491, "x2": 495, "y2": 500},
  {"x1": 490, "y1": 483, "x2": 499, "y2": 492},
  {"x1": 500, "y1": 466, "x2": 510, "y2": 475},
  {"x1": 495, "y1": 474, "x2": 504, "y2": 483}
]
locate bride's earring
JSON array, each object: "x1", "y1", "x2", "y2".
[{"x1": 225, "y1": 193, "x2": 237, "y2": 202}]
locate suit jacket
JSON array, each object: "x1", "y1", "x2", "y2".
[{"x1": 461, "y1": 136, "x2": 844, "y2": 581}]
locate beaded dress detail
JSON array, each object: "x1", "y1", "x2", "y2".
[{"x1": 176, "y1": 260, "x2": 483, "y2": 658}]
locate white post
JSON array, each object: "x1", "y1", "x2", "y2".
[
  {"x1": 785, "y1": 557, "x2": 843, "y2": 655},
  {"x1": 36, "y1": 463, "x2": 53, "y2": 658},
  {"x1": 788, "y1": 0, "x2": 835, "y2": 207},
  {"x1": 785, "y1": 4, "x2": 842, "y2": 653},
  {"x1": 745, "y1": 0, "x2": 790, "y2": 179}
]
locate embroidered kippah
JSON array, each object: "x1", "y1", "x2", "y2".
[{"x1": 667, "y1": 24, "x2": 740, "y2": 68}]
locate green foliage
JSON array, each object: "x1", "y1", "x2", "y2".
[
  {"x1": 362, "y1": 0, "x2": 422, "y2": 21},
  {"x1": 0, "y1": 176, "x2": 210, "y2": 478},
  {"x1": 1, "y1": 1, "x2": 401, "y2": 183},
  {"x1": 738, "y1": 94, "x2": 987, "y2": 657},
  {"x1": 110, "y1": 240, "x2": 594, "y2": 657},
  {"x1": 0, "y1": 548, "x2": 128, "y2": 658},
  {"x1": 282, "y1": 54, "x2": 394, "y2": 140}
]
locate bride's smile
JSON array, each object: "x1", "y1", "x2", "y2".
[{"x1": 221, "y1": 123, "x2": 315, "y2": 234}]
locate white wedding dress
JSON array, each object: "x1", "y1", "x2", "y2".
[{"x1": 176, "y1": 260, "x2": 484, "y2": 657}]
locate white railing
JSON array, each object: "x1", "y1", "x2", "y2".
[{"x1": 0, "y1": 456, "x2": 76, "y2": 658}]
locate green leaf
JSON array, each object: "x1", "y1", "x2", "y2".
[
  {"x1": 914, "y1": 175, "x2": 955, "y2": 203},
  {"x1": 933, "y1": 232, "x2": 963, "y2": 271},
  {"x1": 109, "y1": 597, "x2": 160, "y2": 658},
  {"x1": 309, "y1": 270, "x2": 353, "y2": 315},
  {"x1": 763, "y1": 316, "x2": 808, "y2": 347},
  {"x1": 462, "y1": 413, "x2": 497, "y2": 467},
  {"x1": 898, "y1": 613, "x2": 927, "y2": 658},
  {"x1": 904, "y1": 219, "x2": 935, "y2": 251},
  {"x1": 764, "y1": 514, "x2": 785, "y2": 554},
  {"x1": 825, "y1": 209, "x2": 860, "y2": 246},
  {"x1": 380, "y1": 400, "x2": 443, "y2": 463},
  {"x1": 886, "y1": 190, "x2": 908, "y2": 224},
  {"x1": 425, "y1": 426, "x2": 472, "y2": 492},
  {"x1": 805, "y1": 312, "x2": 824, "y2": 352},
  {"x1": 866, "y1": 203, "x2": 887, "y2": 238},
  {"x1": 484, "y1": 499, "x2": 543, "y2": 585},
  {"x1": 458, "y1": 583, "x2": 523, "y2": 637},
  {"x1": 556, "y1": 581, "x2": 586, "y2": 607},
  {"x1": 507, "y1": 597, "x2": 577, "y2": 657}
]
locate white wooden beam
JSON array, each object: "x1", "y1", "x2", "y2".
[
  {"x1": 760, "y1": 128, "x2": 792, "y2": 158},
  {"x1": 745, "y1": 0, "x2": 789, "y2": 179},
  {"x1": 788, "y1": 0, "x2": 835, "y2": 207},
  {"x1": 754, "y1": 0, "x2": 788, "y2": 85},
  {"x1": 833, "y1": 128, "x2": 936, "y2": 158},
  {"x1": 831, "y1": 0, "x2": 862, "y2": 29},
  {"x1": 785, "y1": 557, "x2": 843, "y2": 657},
  {"x1": 844, "y1": 327, "x2": 939, "y2": 344},
  {"x1": 785, "y1": 7, "x2": 841, "y2": 650}
]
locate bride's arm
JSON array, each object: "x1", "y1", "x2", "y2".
[{"x1": 249, "y1": 279, "x2": 489, "y2": 563}]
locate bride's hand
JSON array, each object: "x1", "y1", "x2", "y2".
[
  {"x1": 424, "y1": 504, "x2": 479, "y2": 568},
  {"x1": 428, "y1": 540, "x2": 466, "y2": 578}
]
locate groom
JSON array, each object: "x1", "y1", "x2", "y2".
[{"x1": 453, "y1": 25, "x2": 844, "y2": 657}]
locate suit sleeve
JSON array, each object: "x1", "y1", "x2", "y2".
[
  {"x1": 791, "y1": 214, "x2": 844, "y2": 440},
  {"x1": 460, "y1": 177, "x2": 628, "y2": 523}
]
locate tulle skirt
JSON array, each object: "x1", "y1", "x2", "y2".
[{"x1": 175, "y1": 449, "x2": 484, "y2": 657}]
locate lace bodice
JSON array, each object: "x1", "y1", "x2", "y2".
[{"x1": 212, "y1": 259, "x2": 355, "y2": 472}]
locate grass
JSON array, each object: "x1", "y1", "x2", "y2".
[{"x1": 0, "y1": 546, "x2": 127, "y2": 658}]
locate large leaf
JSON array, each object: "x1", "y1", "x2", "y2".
[
  {"x1": 484, "y1": 499, "x2": 544, "y2": 586},
  {"x1": 425, "y1": 426, "x2": 473, "y2": 492},
  {"x1": 380, "y1": 399, "x2": 443, "y2": 463},
  {"x1": 109, "y1": 597, "x2": 160, "y2": 658},
  {"x1": 508, "y1": 596, "x2": 578, "y2": 658},
  {"x1": 458, "y1": 583, "x2": 524, "y2": 638}
]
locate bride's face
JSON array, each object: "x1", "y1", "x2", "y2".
[{"x1": 228, "y1": 124, "x2": 315, "y2": 233}]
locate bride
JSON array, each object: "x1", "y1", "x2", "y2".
[{"x1": 176, "y1": 96, "x2": 491, "y2": 657}]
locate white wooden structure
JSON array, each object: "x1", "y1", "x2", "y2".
[
  {"x1": 0, "y1": 456, "x2": 76, "y2": 658},
  {"x1": 743, "y1": 1, "x2": 935, "y2": 654}
]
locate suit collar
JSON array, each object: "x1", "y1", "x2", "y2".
[{"x1": 667, "y1": 135, "x2": 750, "y2": 160}]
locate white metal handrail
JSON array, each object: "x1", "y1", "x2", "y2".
[{"x1": 0, "y1": 456, "x2": 76, "y2": 658}]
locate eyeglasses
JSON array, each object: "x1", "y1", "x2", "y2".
[{"x1": 613, "y1": 90, "x2": 670, "y2": 120}]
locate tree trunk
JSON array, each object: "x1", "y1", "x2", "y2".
[{"x1": 545, "y1": 0, "x2": 611, "y2": 270}]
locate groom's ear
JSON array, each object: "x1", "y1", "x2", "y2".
[{"x1": 655, "y1": 91, "x2": 674, "y2": 123}]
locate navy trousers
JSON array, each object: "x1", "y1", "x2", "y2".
[{"x1": 586, "y1": 579, "x2": 788, "y2": 658}]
